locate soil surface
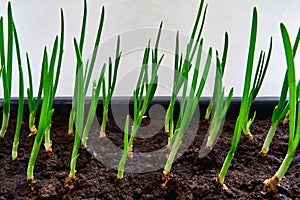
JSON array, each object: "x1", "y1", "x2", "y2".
[{"x1": 0, "y1": 110, "x2": 300, "y2": 199}]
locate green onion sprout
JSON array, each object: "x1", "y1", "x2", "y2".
[
  {"x1": 26, "y1": 9, "x2": 64, "y2": 180},
  {"x1": 127, "y1": 22, "x2": 164, "y2": 157},
  {"x1": 260, "y1": 28, "x2": 300, "y2": 156},
  {"x1": 263, "y1": 23, "x2": 300, "y2": 192},
  {"x1": 67, "y1": 38, "x2": 106, "y2": 181},
  {"x1": 44, "y1": 9, "x2": 65, "y2": 153},
  {"x1": 26, "y1": 10, "x2": 64, "y2": 137},
  {"x1": 100, "y1": 36, "x2": 122, "y2": 138},
  {"x1": 81, "y1": 63, "x2": 106, "y2": 148},
  {"x1": 68, "y1": 1, "x2": 105, "y2": 136},
  {"x1": 164, "y1": 0, "x2": 207, "y2": 136},
  {"x1": 0, "y1": 2, "x2": 14, "y2": 139},
  {"x1": 27, "y1": 48, "x2": 56, "y2": 181},
  {"x1": 204, "y1": 33, "x2": 230, "y2": 121},
  {"x1": 26, "y1": 52, "x2": 44, "y2": 135},
  {"x1": 117, "y1": 115, "x2": 129, "y2": 179},
  {"x1": 162, "y1": 39, "x2": 212, "y2": 185},
  {"x1": 217, "y1": 7, "x2": 272, "y2": 188},
  {"x1": 68, "y1": 0, "x2": 87, "y2": 135},
  {"x1": 242, "y1": 38, "x2": 272, "y2": 140},
  {"x1": 11, "y1": 8, "x2": 24, "y2": 161},
  {"x1": 67, "y1": 39, "x2": 85, "y2": 181},
  {"x1": 201, "y1": 32, "x2": 233, "y2": 153}
]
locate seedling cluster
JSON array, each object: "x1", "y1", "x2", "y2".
[{"x1": 0, "y1": 0, "x2": 299, "y2": 194}]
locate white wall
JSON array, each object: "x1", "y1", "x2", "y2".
[{"x1": 0, "y1": 0, "x2": 299, "y2": 97}]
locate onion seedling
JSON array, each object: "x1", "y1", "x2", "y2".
[
  {"x1": 117, "y1": 115, "x2": 129, "y2": 179},
  {"x1": 127, "y1": 22, "x2": 164, "y2": 157},
  {"x1": 242, "y1": 37, "x2": 272, "y2": 140},
  {"x1": 204, "y1": 33, "x2": 231, "y2": 121},
  {"x1": 217, "y1": 8, "x2": 272, "y2": 187},
  {"x1": 11, "y1": 20, "x2": 25, "y2": 160},
  {"x1": 100, "y1": 36, "x2": 122, "y2": 138},
  {"x1": 68, "y1": 0, "x2": 105, "y2": 136},
  {"x1": 0, "y1": 2, "x2": 14, "y2": 139},
  {"x1": 26, "y1": 10, "x2": 64, "y2": 140},
  {"x1": 260, "y1": 29, "x2": 300, "y2": 156},
  {"x1": 68, "y1": 0, "x2": 87, "y2": 135},
  {"x1": 67, "y1": 39, "x2": 106, "y2": 181},
  {"x1": 264, "y1": 23, "x2": 300, "y2": 192},
  {"x1": 201, "y1": 33, "x2": 233, "y2": 153},
  {"x1": 43, "y1": 10, "x2": 64, "y2": 153},
  {"x1": 27, "y1": 9, "x2": 64, "y2": 179},
  {"x1": 26, "y1": 52, "x2": 44, "y2": 135},
  {"x1": 68, "y1": 39, "x2": 85, "y2": 182},
  {"x1": 27, "y1": 48, "x2": 56, "y2": 181},
  {"x1": 164, "y1": 0, "x2": 207, "y2": 136},
  {"x1": 81, "y1": 62, "x2": 106, "y2": 148},
  {"x1": 35, "y1": 9, "x2": 64, "y2": 153},
  {"x1": 69, "y1": 1, "x2": 107, "y2": 149},
  {"x1": 162, "y1": 40, "x2": 212, "y2": 185}
]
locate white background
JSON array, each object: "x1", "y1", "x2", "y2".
[{"x1": 0, "y1": 0, "x2": 299, "y2": 97}]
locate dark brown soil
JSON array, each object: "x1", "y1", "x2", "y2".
[{"x1": 0, "y1": 111, "x2": 299, "y2": 199}]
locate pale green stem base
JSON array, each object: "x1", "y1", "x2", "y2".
[
  {"x1": 81, "y1": 127, "x2": 88, "y2": 149},
  {"x1": 164, "y1": 106, "x2": 171, "y2": 134},
  {"x1": 69, "y1": 155, "x2": 78, "y2": 179},
  {"x1": 260, "y1": 121, "x2": 279, "y2": 155},
  {"x1": 12, "y1": 141, "x2": 19, "y2": 160},
  {"x1": 27, "y1": 139, "x2": 42, "y2": 180},
  {"x1": 128, "y1": 124, "x2": 139, "y2": 156},
  {"x1": 206, "y1": 116, "x2": 222, "y2": 148},
  {"x1": 44, "y1": 124, "x2": 52, "y2": 152},
  {"x1": 163, "y1": 129, "x2": 182, "y2": 175},
  {"x1": 117, "y1": 152, "x2": 128, "y2": 179},
  {"x1": 243, "y1": 113, "x2": 256, "y2": 139},
  {"x1": 29, "y1": 112, "x2": 37, "y2": 133},
  {"x1": 100, "y1": 109, "x2": 108, "y2": 137},
  {"x1": 69, "y1": 133, "x2": 80, "y2": 179},
  {"x1": 0, "y1": 113, "x2": 9, "y2": 138},
  {"x1": 264, "y1": 152, "x2": 296, "y2": 191},
  {"x1": 218, "y1": 147, "x2": 236, "y2": 185},
  {"x1": 167, "y1": 136, "x2": 173, "y2": 150},
  {"x1": 205, "y1": 100, "x2": 213, "y2": 120},
  {"x1": 275, "y1": 153, "x2": 294, "y2": 181},
  {"x1": 243, "y1": 122, "x2": 253, "y2": 139},
  {"x1": 68, "y1": 110, "x2": 75, "y2": 135}
]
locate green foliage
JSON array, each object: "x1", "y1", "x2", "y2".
[
  {"x1": 0, "y1": 2, "x2": 14, "y2": 138},
  {"x1": 127, "y1": 22, "x2": 164, "y2": 156},
  {"x1": 163, "y1": 37, "x2": 212, "y2": 183},
  {"x1": 242, "y1": 37, "x2": 272, "y2": 138},
  {"x1": 201, "y1": 32, "x2": 233, "y2": 153},
  {"x1": 68, "y1": 38, "x2": 106, "y2": 179},
  {"x1": 218, "y1": 7, "x2": 272, "y2": 186},
  {"x1": 27, "y1": 47, "x2": 56, "y2": 180},
  {"x1": 100, "y1": 36, "x2": 122, "y2": 137},
  {"x1": 68, "y1": 0, "x2": 105, "y2": 135},
  {"x1": 264, "y1": 23, "x2": 300, "y2": 192},
  {"x1": 10, "y1": 8, "x2": 24, "y2": 161},
  {"x1": 117, "y1": 115, "x2": 129, "y2": 179},
  {"x1": 81, "y1": 64, "x2": 106, "y2": 148},
  {"x1": 260, "y1": 28, "x2": 300, "y2": 156},
  {"x1": 26, "y1": 10, "x2": 64, "y2": 155},
  {"x1": 165, "y1": 0, "x2": 208, "y2": 136},
  {"x1": 26, "y1": 8, "x2": 65, "y2": 180}
]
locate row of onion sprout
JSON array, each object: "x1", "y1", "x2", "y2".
[{"x1": 0, "y1": 1, "x2": 299, "y2": 192}]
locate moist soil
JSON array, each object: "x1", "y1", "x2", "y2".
[{"x1": 0, "y1": 110, "x2": 300, "y2": 199}]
